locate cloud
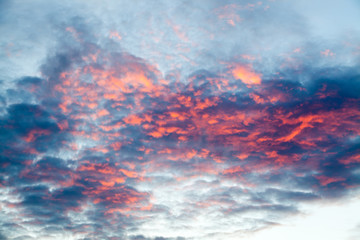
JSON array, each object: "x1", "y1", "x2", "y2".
[{"x1": 0, "y1": 0, "x2": 359, "y2": 239}]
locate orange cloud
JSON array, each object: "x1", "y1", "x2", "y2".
[{"x1": 231, "y1": 65, "x2": 262, "y2": 85}]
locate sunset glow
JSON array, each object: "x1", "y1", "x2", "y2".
[{"x1": 1, "y1": 1, "x2": 360, "y2": 239}]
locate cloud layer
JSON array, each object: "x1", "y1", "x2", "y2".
[{"x1": 1, "y1": 1, "x2": 360, "y2": 239}]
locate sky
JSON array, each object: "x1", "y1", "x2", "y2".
[{"x1": 0, "y1": 0, "x2": 360, "y2": 239}]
